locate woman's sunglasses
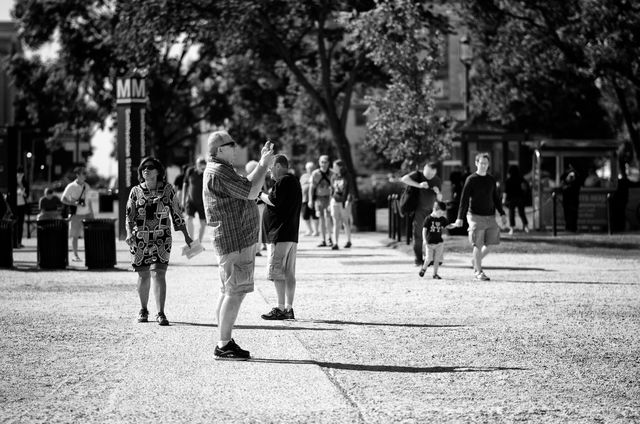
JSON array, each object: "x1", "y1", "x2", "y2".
[
  {"x1": 220, "y1": 141, "x2": 236, "y2": 148},
  {"x1": 141, "y1": 165, "x2": 156, "y2": 171}
]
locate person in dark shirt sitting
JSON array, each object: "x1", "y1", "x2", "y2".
[
  {"x1": 37, "y1": 187, "x2": 63, "y2": 220},
  {"x1": 453, "y1": 152, "x2": 507, "y2": 281}
]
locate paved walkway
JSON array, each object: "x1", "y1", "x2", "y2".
[{"x1": 1, "y1": 227, "x2": 639, "y2": 422}]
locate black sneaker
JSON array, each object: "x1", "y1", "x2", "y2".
[
  {"x1": 328, "y1": 238, "x2": 333, "y2": 246},
  {"x1": 261, "y1": 307, "x2": 286, "y2": 320},
  {"x1": 137, "y1": 308, "x2": 149, "y2": 323},
  {"x1": 418, "y1": 268, "x2": 426, "y2": 277},
  {"x1": 331, "y1": 245, "x2": 339, "y2": 250},
  {"x1": 214, "y1": 339, "x2": 250, "y2": 361},
  {"x1": 156, "y1": 312, "x2": 169, "y2": 326},
  {"x1": 433, "y1": 274, "x2": 442, "y2": 280},
  {"x1": 344, "y1": 241, "x2": 352, "y2": 248},
  {"x1": 283, "y1": 308, "x2": 295, "y2": 320},
  {"x1": 317, "y1": 241, "x2": 327, "y2": 247}
]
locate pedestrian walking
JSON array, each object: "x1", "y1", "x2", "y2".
[
  {"x1": 502, "y1": 165, "x2": 530, "y2": 235},
  {"x1": 203, "y1": 130, "x2": 275, "y2": 360},
  {"x1": 125, "y1": 157, "x2": 192, "y2": 326},
  {"x1": 182, "y1": 157, "x2": 208, "y2": 243},
  {"x1": 300, "y1": 161, "x2": 319, "y2": 236},
  {"x1": 12, "y1": 166, "x2": 29, "y2": 248},
  {"x1": 37, "y1": 187, "x2": 62, "y2": 220},
  {"x1": 453, "y1": 153, "x2": 507, "y2": 281},
  {"x1": 560, "y1": 164, "x2": 581, "y2": 232},
  {"x1": 329, "y1": 159, "x2": 353, "y2": 250},
  {"x1": 400, "y1": 162, "x2": 442, "y2": 265},
  {"x1": 259, "y1": 154, "x2": 302, "y2": 321},
  {"x1": 62, "y1": 166, "x2": 93, "y2": 262},
  {"x1": 309, "y1": 155, "x2": 334, "y2": 247},
  {"x1": 419, "y1": 201, "x2": 454, "y2": 279}
]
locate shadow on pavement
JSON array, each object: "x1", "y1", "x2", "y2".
[
  {"x1": 448, "y1": 265, "x2": 550, "y2": 272},
  {"x1": 297, "y1": 253, "x2": 389, "y2": 259},
  {"x1": 9, "y1": 263, "x2": 130, "y2": 272},
  {"x1": 171, "y1": 321, "x2": 339, "y2": 331},
  {"x1": 504, "y1": 280, "x2": 639, "y2": 286},
  {"x1": 249, "y1": 359, "x2": 525, "y2": 373},
  {"x1": 297, "y1": 319, "x2": 464, "y2": 329}
]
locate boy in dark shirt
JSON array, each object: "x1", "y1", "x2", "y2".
[
  {"x1": 260, "y1": 154, "x2": 302, "y2": 321},
  {"x1": 419, "y1": 201, "x2": 454, "y2": 279}
]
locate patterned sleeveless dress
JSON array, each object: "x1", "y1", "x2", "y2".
[{"x1": 125, "y1": 182, "x2": 185, "y2": 269}]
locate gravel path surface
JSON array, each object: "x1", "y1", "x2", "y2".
[{"x1": 1, "y1": 229, "x2": 639, "y2": 422}]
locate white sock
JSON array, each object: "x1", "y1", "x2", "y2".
[
  {"x1": 277, "y1": 305, "x2": 285, "y2": 311},
  {"x1": 217, "y1": 340, "x2": 230, "y2": 348},
  {"x1": 285, "y1": 304, "x2": 292, "y2": 311}
]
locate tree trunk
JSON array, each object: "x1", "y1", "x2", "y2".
[{"x1": 611, "y1": 77, "x2": 640, "y2": 165}]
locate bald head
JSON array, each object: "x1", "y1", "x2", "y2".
[{"x1": 208, "y1": 131, "x2": 235, "y2": 158}]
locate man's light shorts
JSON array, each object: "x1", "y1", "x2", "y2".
[
  {"x1": 69, "y1": 213, "x2": 92, "y2": 238},
  {"x1": 314, "y1": 196, "x2": 330, "y2": 217},
  {"x1": 217, "y1": 244, "x2": 257, "y2": 295},
  {"x1": 467, "y1": 213, "x2": 500, "y2": 247},
  {"x1": 267, "y1": 242, "x2": 297, "y2": 282},
  {"x1": 426, "y1": 242, "x2": 444, "y2": 263},
  {"x1": 330, "y1": 199, "x2": 352, "y2": 223}
]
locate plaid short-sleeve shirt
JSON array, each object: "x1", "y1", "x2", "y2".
[{"x1": 203, "y1": 157, "x2": 259, "y2": 255}]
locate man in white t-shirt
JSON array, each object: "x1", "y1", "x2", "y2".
[{"x1": 62, "y1": 167, "x2": 94, "y2": 262}]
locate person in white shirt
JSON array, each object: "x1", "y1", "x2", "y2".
[{"x1": 62, "y1": 167, "x2": 94, "y2": 262}]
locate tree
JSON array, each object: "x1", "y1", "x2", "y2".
[
  {"x1": 344, "y1": 0, "x2": 453, "y2": 170},
  {"x1": 460, "y1": 0, "x2": 640, "y2": 166}
]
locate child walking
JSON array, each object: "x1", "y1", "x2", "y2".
[{"x1": 419, "y1": 201, "x2": 454, "y2": 279}]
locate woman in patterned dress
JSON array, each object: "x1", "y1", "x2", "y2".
[{"x1": 125, "y1": 157, "x2": 192, "y2": 326}]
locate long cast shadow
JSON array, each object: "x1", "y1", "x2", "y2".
[
  {"x1": 171, "y1": 321, "x2": 338, "y2": 331},
  {"x1": 448, "y1": 264, "x2": 550, "y2": 272},
  {"x1": 504, "y1": 280, "x2": 639, "y2": 286},
  {"x1": 249, "y1": 358, "x2": 526, "y2": 373},
  {"x1": 296, "y1": 319, "x2": 464, "y2": 329}
]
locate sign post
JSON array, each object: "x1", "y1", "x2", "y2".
[{"x1": 116, "y1": 73, "x2": 147, "y2": 240}]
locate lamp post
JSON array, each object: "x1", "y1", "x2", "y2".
[{"x1": 459, "y1": 35, "x2": 473, "y2": 121}]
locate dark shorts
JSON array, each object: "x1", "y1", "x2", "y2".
[
  {"x1": 186, "y1": 202, "x2": 206, "y2": 219},
  {"x1": 302, "y1": 203, "x2": 318, "y2": 220}
]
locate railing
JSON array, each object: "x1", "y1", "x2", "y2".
[
  {"x1": 387, "y1": 194, "x2": 412, "y2": 245},
  {"x1": 550, "y1": 190, "x2": 612, "y2": 235}
]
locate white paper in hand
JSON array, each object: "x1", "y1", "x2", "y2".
[{"x1": 181, "y1": 239, "x2": 204, "y2": 259}]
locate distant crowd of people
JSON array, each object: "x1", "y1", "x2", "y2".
[{"x1": 2, "y1": 129, "x2": 615, "y2": 361}]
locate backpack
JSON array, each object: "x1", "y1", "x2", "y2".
[{"x1": 398, "y1": 185, "x2": 418, "y2": 216}]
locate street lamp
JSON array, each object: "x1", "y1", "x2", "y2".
[{"x1": 459, "y1": 35, "x2": 473, "y2": 120}]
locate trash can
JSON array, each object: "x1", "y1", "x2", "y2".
[
  {"x1": 353, "y1": 199, "x2": 377, "y2": 232},
  {"x1": 83, "y1": 218, "x2": 116, "y2": 269},
  {"x1": 99, "y1": 192, "x2": 114, "y2": 212},
  {"x1": 0, "y1": 220, "x2": 14, "y2": 268},
  {"x1": 37, "y1": 219, "x2": 68, "y2": 269}
]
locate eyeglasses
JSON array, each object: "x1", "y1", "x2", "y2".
[
  {"x1": 141, "y1": 165, "x2": 156, "y2": 171},
  {"x1": 219, "y1": 141, "x2": 236, "y2": 149}
]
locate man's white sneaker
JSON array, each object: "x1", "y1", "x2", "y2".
[{"x1": 475, "y1": 271, "x2": 490, "y2": 281}]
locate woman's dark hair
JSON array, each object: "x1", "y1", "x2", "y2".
[
  {"x1": 137, "y1": 157, "x2": 166, "y2": 183},
  {"x1": 508, "y1": 165, "x2": 520, "y2": 178}
]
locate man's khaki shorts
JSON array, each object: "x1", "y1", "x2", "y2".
[
  {"x1": 217, "y1": 244, "x2": 257, "y2": 295},
  {"x1": 266, "y1": 242, "x2": 297, "y2": 283},
  {"x1": 467, "y1": 214, "x2": 500, "y2": 247},
  {"x1": 69, "y1": 213, "x2": 92, "y2": 238},
  {"x1": 314, "y1": 196, "x2": 330, "y2": 217}
]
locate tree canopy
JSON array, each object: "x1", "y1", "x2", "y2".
[{"x1": 460, "y1": 0, "x2": 640, "y2": 165}]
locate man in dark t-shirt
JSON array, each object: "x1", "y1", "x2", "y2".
[
  {"x1": 182, "y1": 157, "x2": 207, "y2": 243},
  {"x1": 260, "y1": 154, "x2": 302, "y2": 321},
  {"x1": 454, "y1": 152, "x2": 507, "y2": 281},
  {"x1": 400, "y1": 162, "x2": 442, "y2": 266}
]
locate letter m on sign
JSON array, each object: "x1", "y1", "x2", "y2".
[
  {"x1": 132, "y1": 79, "x2": 145, "y2": 98},
  {"x1": 117, "y1": 79, "x2": 130, "y2": 98}
]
